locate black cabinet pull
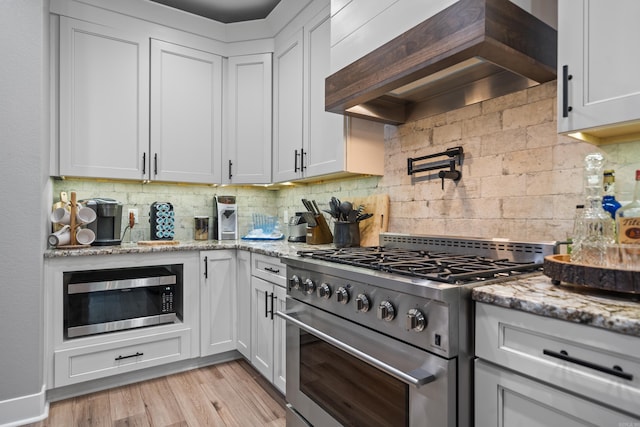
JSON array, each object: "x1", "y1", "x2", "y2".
[
  {"x1": 204, "y1": 256, "x2": 208, "y2": 279},
  {"x1": 543, "y1": 349, "x2": 633, "y2": 381},
  {"x1": 154, "y1": 153, "x2": 158, "y2": 176},
  {"x1": 142, "y1": 152, "x2": 146, "y2": 175},
  {"x1": 301, "y1": 148, "x2": 306, "y2": 171},
  {"x1": 562, "y1": 65, "x2": 573, "y2": 118},
  {"x1": 228, "y1": 160, "x2": 233, "y2": 180},
  {"x1": 270, "y1": 292, "x2": 276, "y2": 320},
  {"x1": 264, "y1": 267, "x2": 280, "y2": 274},
  {"x1": 115, "y1": 352, "x2": 143, "y2": 361},
  {"x1": 264, "y1": 290, "x2": 269, "y2": 318},
  {"x1": 294, "y1": 149, "x2": 299, "y2": 172}
]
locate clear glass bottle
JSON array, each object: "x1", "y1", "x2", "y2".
[
  {"x1": 578, "y1": 153, "x2": 616, "y2": 265},
  {"x1": 569, "y1": 204, "x2": 585, "y2": 262},
  {"x1": 602, "y1": 170, "x2": 621, "y2": 219},
  {"x1": 616, "y1": 169, "x2": 640, "y2": 245}
]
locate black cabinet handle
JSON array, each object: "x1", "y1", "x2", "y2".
[
  {"x1": 265, "y1": 267, "x2": 280, "y2": 274},
  {"x1": 294, "y1": 149, "x2": 300, "y2": 172},
  {"x1": 115, "y1": 352, "x2": 143, "y2": 361},
  {"x1": 154, "y1": 153, "x2": 158, "y2": 176},
  {"x1": 142, "y1": 152, "x2": 146, "y2": 175},
  {"x1": 543, "y1": 349, "x2": 633, "y2": 380},
  {"x1": 562, "y1": 65, "x2": 573, "y2": 118},
  {"x1": 204, "y1": 256, "x2": 208, "y2": 278},
  {"x1": 264, "y1": 290, "x2": 269, "y2": 318},
  {"x1": 270, "y1": 293, "x2": 276, "y2": 320},
  {"x1": 301, "y1": 148, "x2": 306, "y2": 171},
  {"x1": 228, "y1": 160, "x2": 233, "y2": 180}
]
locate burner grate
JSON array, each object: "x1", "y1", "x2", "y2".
[{"x1": 297, "y1": 244, "x2": 546, "y2": 284}]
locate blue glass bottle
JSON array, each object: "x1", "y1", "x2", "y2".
[{"x1": 602, "y1": 170, "x2": 621, "y2": 219}]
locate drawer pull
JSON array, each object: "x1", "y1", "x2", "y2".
[
  {"x1": 115, "y1": 352, "x2": 143, "y2": 361},
  {"x1": 264, "y1": 267, "x2": 280, "y2": 274},
  {"x1": 543, "y1": 349, "x2": 633, "y2": 381}
]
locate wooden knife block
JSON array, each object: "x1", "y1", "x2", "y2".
[{"x1": 306, "y1": 214, "x2": 333, "y2": 245}]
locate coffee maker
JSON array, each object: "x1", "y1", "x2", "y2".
[
  {"x1": 81, "y1": 198, "x2": 123, "y2": 245},
  {"x1": 213, "y1": 195, "x2": 238, "y2": 240}
]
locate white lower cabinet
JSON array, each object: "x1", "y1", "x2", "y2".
[
  {"x1": 236, "y1": 250, "x2": 252, "y2": 359},
  {"x1": 44, "y1": 252, "x2": 200, "y2": 389},
  {"x1": 200, "y1": 250, "x2": 237, "y2": 356},
  {"x1": 475, "y1": 303, "x2": 640, "y2": 426},
  {"x1": 54, "y1": 329, "x2": 192, "y2": 387},
  {"x1": 250, "y1": 254, "x2": 286, "y2": 394}
]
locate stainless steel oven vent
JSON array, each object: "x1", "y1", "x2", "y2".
[{"x1": 379, "y1": 233, "x2": 558, "y2": 263}]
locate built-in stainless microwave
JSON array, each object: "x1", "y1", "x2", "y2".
[{"x1": 63, "y1": 265, "x2": 183, "y2": 339}]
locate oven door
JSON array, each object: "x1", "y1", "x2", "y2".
[{"x1": 278, "y1": 298, "x2": 456, "y2": 427}]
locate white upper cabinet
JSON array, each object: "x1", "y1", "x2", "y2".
[
  {"x1": 558, "y1": 0, "x2": 640, "y2": 144},
  {"x1": 272, "y1": 5, "x2": 385, "y2": 183},
  {"x1": 272, "y1": 30, "x2": 304, "y2": 183},
  {"x1": 150, "y1": 40, "x2": 222, "y2": 183},
  {"x1": 223, "y1": 54, "x2": 272, "y2": 184},
  {"x1": 59, "y1": 17, "x2": 149, "y2": 180}
]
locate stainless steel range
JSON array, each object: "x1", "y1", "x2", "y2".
[{"x1": 278, "y1": 233, "x2": 558, "y2": 427}]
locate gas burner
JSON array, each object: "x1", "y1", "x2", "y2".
[{"x1": 298, "y1": 247, "x2": 543, "y2": 284}]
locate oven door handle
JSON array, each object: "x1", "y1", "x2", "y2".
[{"x1": 277, "y1": 310, "x2": 436, "y2": 388}]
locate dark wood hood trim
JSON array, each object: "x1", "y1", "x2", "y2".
[{"x1": 325, "y1": 0, "x2": 557, "y2": 124}]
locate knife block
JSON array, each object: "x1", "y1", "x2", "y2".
[{"x1": 306, "y1": 214, "x2": 333, "y2": 245}]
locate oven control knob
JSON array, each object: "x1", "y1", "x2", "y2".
[
  {"x1": 355, "y1": 294, "x2": 370, "y2": 312},
  {"x1": 303, "y1": 279, "x2": 315, "y2": 295},
  {"x1": 336, "y1": 286, "x2": 350, "y2": 304},
  {"x1": 406, "y1": 308, "x2": 427, "y2": 332},
  {"x1": 317, "y1": 283, "x2": 331, "y2": 299},
  {"x1": 377, "y1": 301, "x2": 395, "y2": 321},
  {"x1": 289, "y1": 275, "x2": 301, "y2": 290}
]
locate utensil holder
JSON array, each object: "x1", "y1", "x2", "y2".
[
  {"x1": 333, "y1": 221, "x2": 360, "y2": 248},
  {"x1": 306, "y1": 215, "x2": 333, "y2": 244}
]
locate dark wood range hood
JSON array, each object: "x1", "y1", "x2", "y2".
[{"x1": 325, "y1": 0, "x2": 557, "y2": 125}]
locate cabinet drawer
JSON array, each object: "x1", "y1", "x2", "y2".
[
  {"x1": 54, "y1": 328, "x2": 191, "y2": 387},
  {"x1": 251, "y1": 253, "x2": 286, "y2": 287},
  {"x1": 475, "y1": 359, "x2": 640, "y2": 426},
  {"x1": 476, "y1": 303, "x2": 640, "y2": 417}
]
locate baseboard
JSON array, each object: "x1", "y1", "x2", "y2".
[{"x1": 0, "y1": 385, "x2": 48, "y2": 427}]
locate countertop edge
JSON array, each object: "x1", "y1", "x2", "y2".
[
  {"x1": 472, "y1": 275, "x2": 640, "y2": 338},
  {"x1": 44, "y1": 240, "x2": 331, "y2": 259}
]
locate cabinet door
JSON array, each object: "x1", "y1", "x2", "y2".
[
  {"x1": 251, "y1": 276, "x2": 274, "y2": 381},
  {"x1": 224, "y1": 54, "x2": 272, "y2": 184},
  {"x1": 200, "y1": 250, "x2": 236, "y2": 356},
  {"x1": 236, "y1": 250, "x2": 251, "y2": 359},
  {"x1": 272, "y1": 30, "x2": 304, "y2": 183},
  {"x1": 558, "y1": 0, "x2": 640, "y2": 137},
  {"x1": 59, "y1": 17, "x2": 148, "y2": 180},
  {"x1": 303, "y1": 7, "x2": 345, "y2": 178},
  {"x1": 150, "y1": 40, "x2": 222, "y2": 183},
  {"x1": 272, "y1": 285, "x2": 287, "y2": 394},
  {"x1": 475, "y1": 359, "x2": 640, "y2": 426}
]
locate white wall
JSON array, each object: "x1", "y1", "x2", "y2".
[{"x1": 0, "y1": 0, "x2": 49, "y2": 424}]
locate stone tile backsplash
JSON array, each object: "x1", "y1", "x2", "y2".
[{"x1": 52, "y1": 81, "x2": 640, "y2": 243}]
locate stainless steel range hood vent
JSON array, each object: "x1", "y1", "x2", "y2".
[{"x1": 325, "y1": 0, "x2": 557, "y2": 125}]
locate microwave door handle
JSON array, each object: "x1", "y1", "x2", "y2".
[{"x1": 276, "y1": 311, "x2": 435, "y2": 388}]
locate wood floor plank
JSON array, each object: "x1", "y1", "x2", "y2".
[
  {"x1": 20, "y1": 360, "x2": 286, "y2": 427},
  {"x1": 108, "y1": 382, "x2": 146, "y2": 423},
  {"x1": 137, "y1": 377, "x2": 186, "y2": 427},
  {"x1": 73, "y1": 389, "x2": 112, "y2": 427},
  {"x1": 165, "y1": 370, "x2": 227, "y2": 426}
]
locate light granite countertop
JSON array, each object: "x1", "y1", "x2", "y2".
[
  {"x1": 473, "y1": 275, "x2": 640, "y2": 337},
  {"x1": 44, "y1": 239, "x2": 331, "y2": 259}
]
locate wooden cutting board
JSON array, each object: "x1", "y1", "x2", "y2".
[{"x1": 350, "y1": 194, "x2": 390, "y2": 247}]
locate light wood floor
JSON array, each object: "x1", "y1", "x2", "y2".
[{"x1": 23, "y1": 359, "x2": 286, "y2": 427}]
